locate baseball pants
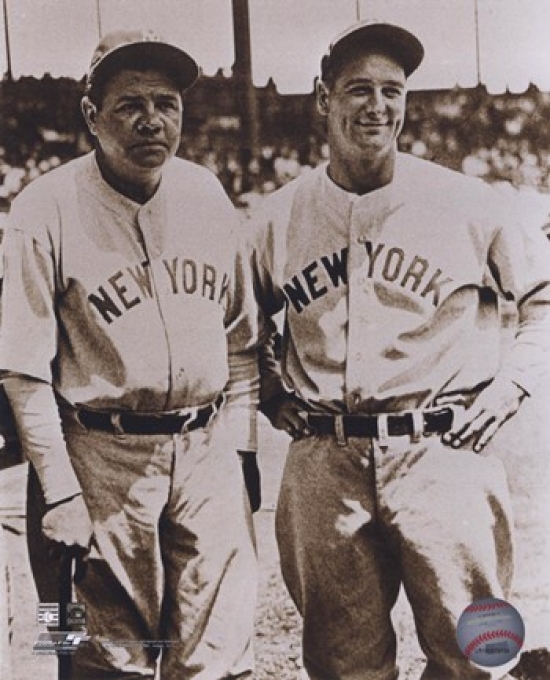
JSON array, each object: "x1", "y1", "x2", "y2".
[
  {"x1": 27, "y1": 411, "x2": 257, "y2": 680},
  {"x1": 276, "y1": 431, "x2": 514, "y2": 680}
]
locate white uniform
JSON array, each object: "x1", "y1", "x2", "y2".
[
  {"x1": 256, "y1": 154, "x2": 549, "y2": 410},
  {"x1": 253, "y1": 154, "x2": 550, "y2": 680},
  {"x1": 1, "y1": 152, "x2": 259, "y2": 679}
]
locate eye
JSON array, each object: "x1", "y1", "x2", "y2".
[
  {"x1": 116, "y1": 101, "x2": 139, "y2": 113},
  {"x1": 383, "y1": 87, "x2": 404, "y2": 99},
  {"x1": 348, "y1": 86, "x2": 371, "y2": 97},
  {"x1": 157, "y1": 99, "x2": 179, "y2": 112}
]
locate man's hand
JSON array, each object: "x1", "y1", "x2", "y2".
[
  {"x1": 261, "y1": 392, "x2": 313, "y2": 440},
  {"x1": 42, "y1": 494, "x2": 94, "y2": 580},
  {"x1": 442, "y1": 378, "x2": 527, "y2": 453}
]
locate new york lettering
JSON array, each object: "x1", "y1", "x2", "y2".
[
  {"x1": 283, "y1": 242, "x2": 453, "y2": 313},
  {"x1": 88, "y1": 257, "x2": 230, "y2": 324}
]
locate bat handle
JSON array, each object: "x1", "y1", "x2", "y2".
[
  {"x1": 58, "y1": 552, "x2": 74, "y2": 629},
  {"x1": 58, "y1": 552, "x2": 75, "y2": 680}
]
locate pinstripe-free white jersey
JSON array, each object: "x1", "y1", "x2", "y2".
[{"x1": 253, "y1": 153, "x2": 550, "y2": 413}]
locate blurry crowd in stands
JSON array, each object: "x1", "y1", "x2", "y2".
[
  {"x1": 2, "y1": 85, "x2": 550, "y2": 213},
  {"x1": 182, "y1": 139, "x2": 329, "y2": 208},
  {"x1": 0, "y1": 153, "x2": 63, "y2": 209},
  {"x1": 399, "y1": 88, "x2": 550, "y2": 190}
]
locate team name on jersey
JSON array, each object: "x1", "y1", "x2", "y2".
[
  {"x1": 88, "y1": 256, "x2": 230, "y2": 324},
  {"x1": 283, "y1": 241, "x2": 453, "y2": 313}
]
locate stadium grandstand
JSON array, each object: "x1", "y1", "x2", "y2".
[{"x1": 1, "y1": 75, "x2": 550, "y2": 220}]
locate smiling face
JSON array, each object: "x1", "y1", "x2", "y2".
[
  {"x1": 318, "y1": 49, "x2": 407, "y2": 191},
  {"x1": 82, "y1": 68, "x2": 183, "y2": 194}
]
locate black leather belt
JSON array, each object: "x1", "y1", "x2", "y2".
[
  {"x1": 77, "y1": 395, "x2": 224, "y2": 435},
  {"x1": 306, "y1": 407, "x2": 454, "y2": 439}
]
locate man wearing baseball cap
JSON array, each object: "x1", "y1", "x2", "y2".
[
  {"x1": 252, "y1": 19, "x2": 550, "y2": 680},
  {"x1": 1, "y1": 29, "x2": 261, "y2": 679}
]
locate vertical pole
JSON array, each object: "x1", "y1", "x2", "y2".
[
  {"x1": 96, "y1": 0, "x2": 102, "y2": 40},
  {"x1": 2, "y1": 0, "x2": 12, "y2": 80},
  {"x1": 474, "y1": 0, "x2": 481, "y2": 84},
  {"x1": 232, "y1": 0, "x2": 260, "y2": 193}
]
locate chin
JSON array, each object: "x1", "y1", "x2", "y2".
[{"x1": 353, "y1": 142, "x2": 392, "y2": 158}]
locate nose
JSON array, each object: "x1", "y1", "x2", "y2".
[
  {"x1": 365, "y1": 89, "x2": 385, "y2": 116},
  {"x1": 136, "y1": 103, "x2": 162, "y2": 134}
]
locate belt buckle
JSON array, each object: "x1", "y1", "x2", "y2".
[
  {"x1": 334, "y1": 415, "x2": 347, "y2": 446},
  {"x1": 410, "y1": 409, "x2": 424, "y2": 442},
  {"x1": 377, "y1": 414, "x2": 389, "y2": 449}
]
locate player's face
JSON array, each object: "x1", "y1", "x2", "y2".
[
  {"x1": 320, "y1": 51, "x2": 407, "y2": 162},
  {"x1": 83, "y1": 68, "x2": 183, "y2": 180}
]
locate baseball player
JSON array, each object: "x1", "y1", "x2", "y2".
[
  {"x1": 251, "y1": 20, "x2": 550, "y2": 680},
  {"x1": 0, "y1": 30, "x2": 262, "y2": 680}
]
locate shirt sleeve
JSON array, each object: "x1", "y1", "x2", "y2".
[
  {"x1": 1, "y1": 192, "x2": 80, "y2": 504},
  {"x1": 0, "y1": 196, "x2": 58, "y2": 383},
  {"x1": 487, "y1": 197, "x2": 550, "y2": 395},
  {"x1": 221, "y1": 218, "x2": 264, "y2": 453},
  {"x1": 3, "y1": 376, "x2": 82, "y2": 505},
  {"x1": 248, "y1": 203, "x2": 290, "y2": 406}
]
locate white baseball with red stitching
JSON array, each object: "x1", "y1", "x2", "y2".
[{"x1": 456, "y1": 598, "x2": 524, "y2": 668}]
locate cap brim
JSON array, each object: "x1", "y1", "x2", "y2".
[
  {"x1": 89, "y1": 41, "x2": 200, "y2": 92},
  {"x1": 322, "y1": 23, "x2": 424, "y2": 79}
]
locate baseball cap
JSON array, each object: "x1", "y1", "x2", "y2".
[
  {"x1": 86, "y1": 29, "x2": 200, "y2": 93},
  {"x1": 321, "y1": 20, "x2": 424, "y2": 81}
]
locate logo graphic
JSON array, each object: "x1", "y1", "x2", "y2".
[
  {"x1": 33, "y1": 632, "x2": 90, "y2": 655},
  {"x1": 456, "y1": 597, "x2": 525, "y2": 668},
  {"x1": 37, "y1": 603, "x2": 59, "y2": 626},
  {"x1": 67, "y1": 603, "x2": 87, "y2": 628}
]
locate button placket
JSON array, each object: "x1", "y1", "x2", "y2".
[
  {"x1": 346, "y1": 203, "x2": 374, "y2": 408},
  {"x1": 133, "y1": 204, "x2": 174, "y2": 403},
  {"x1": 345, "y1": 189, "x2": 393, "y2": 409},
  {"x1": 137, "y1": 208, "x2": 158, "y2": 260}
]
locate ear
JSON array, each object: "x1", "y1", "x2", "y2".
[
  {"x1": 315, "y1": 77, "x2": 330, "y2": 117},
  {"x1": 81, "y1": 96, "x2": 98, "y2": 136}
]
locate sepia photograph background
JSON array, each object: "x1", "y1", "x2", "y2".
[{"x1": 1, "y1": 1, "x2": 550, "y2": 678}]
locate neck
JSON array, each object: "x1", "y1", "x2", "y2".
[
  {"x1": 328, "y1": 146, "x2": 396, "y2": 195},
  {"x1": 95, "y1": 148, "x2": 161, "y2": 204}
]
